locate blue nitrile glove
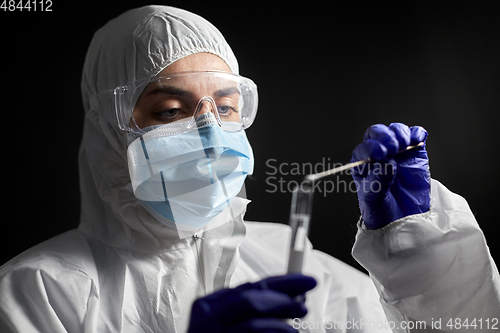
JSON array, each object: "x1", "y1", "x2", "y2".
[
  {"x1": 351, "y1": 123, "x2": 430, "y2": 230},
  {"x1": 188, "y1": 274, "x2": 317, "y2": 333}
]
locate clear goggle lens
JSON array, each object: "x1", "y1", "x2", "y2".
[{"x1": 113, "y1": 71, "x2": 258, "y2": 133}]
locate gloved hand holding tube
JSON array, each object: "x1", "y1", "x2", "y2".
[
  {"x1": 188, "y1": 274, "x2": 317, "y2": 333},
  {"x1": 351, "y1": 123, "x2": 431, "y2": 230}
]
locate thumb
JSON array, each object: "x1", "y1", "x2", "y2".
[{"x1": 357, "y1": 160, "x2": 396, "y2": 205}]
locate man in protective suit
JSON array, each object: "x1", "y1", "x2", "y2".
[{"x1": 1, "y1": 5, "x2": 498, "y2": 333}]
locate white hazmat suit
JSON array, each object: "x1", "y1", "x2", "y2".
[{"x1": 1, "y1": 5, "x2": 499, "y2": 333}]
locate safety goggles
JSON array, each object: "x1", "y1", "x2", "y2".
[{"x1": 109, "y1": 71, "x2": 258, "y2": 133}]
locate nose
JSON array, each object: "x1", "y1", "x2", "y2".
[
  {"x1": 198, "y1": 100, "x2": 214, "y2": 116},
  {"x1": 195, "y1": 96, "x2": 218, "y2": 117},
  {"x1": 192, "y1": 96, "x2": 222, "y2": 128}
]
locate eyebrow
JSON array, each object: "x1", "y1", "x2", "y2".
[
  {"x1": 146, "y1": 85, "x2": 240, "y2": 98},
  {"x1": 214, "y1": 87, "x2": 240, "y2": 98},
  {"x1": 146, "y1": 86, "x2": 193, "y2": 98}
]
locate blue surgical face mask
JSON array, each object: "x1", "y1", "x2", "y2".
[{"x1": 126, "y1": 113, "x2": 254, "y2": 232}]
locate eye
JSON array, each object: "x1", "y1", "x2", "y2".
[
  {"x1": 153, "y1": 108, "x2": 183, "y2": 122},
  {"x1": 217, "y1": 105, "x2": 238, "y2": 116},
  {"x1": 161, "y1": 108, "x2": 181, "y2": 118}
]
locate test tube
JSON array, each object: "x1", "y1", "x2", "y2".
[{"x1": 287, "y1": 184, "x2": 314, "y2": 274}]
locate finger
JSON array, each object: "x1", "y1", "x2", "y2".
[
  {"x1": 255, "y1": 274, "x2": 317, "y2": 297},
  {"x1": 394, "y1": 126, "x2": 428, "y2": 161},
  {"x1": 358, "y1": 161, "x2": 396, "y2": 203},
  {"x1": 389, "y1": 123, "x2": 411, "y2": 150},
  {"x1": 220, "y1": 289, "x2": 308, "y2": 322},
  {"x1": 409, "y1": 126, "x2": 428, "y2": 146},
  {"x1": 228, "y1": 318, "x2": 298, "y2": 333},
  {"x1": 351, "y1": 139, "x2": 388, "y2": 165},
  {"x1": 363, "y1": 124, "x2": 399, "y2": 156}
]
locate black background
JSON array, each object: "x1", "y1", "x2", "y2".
[{"x1": 1, "y1": 2, "x2": 499, "y2": 273}]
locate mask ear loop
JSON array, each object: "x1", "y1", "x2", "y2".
[{"x1": 188, "y1": 96, "x2": 223, "y2": 129}]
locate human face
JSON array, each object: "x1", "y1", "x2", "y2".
[{"x1": 132, "y1": 53, "x2": 239, "y2": 130}]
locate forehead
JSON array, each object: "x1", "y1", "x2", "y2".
[
  {"x1": 159, "y1": 53, "x2": 232, "y2": 75},
  {"x1": 141, "y1": 73, "x2": 239, "y2": 99}
]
